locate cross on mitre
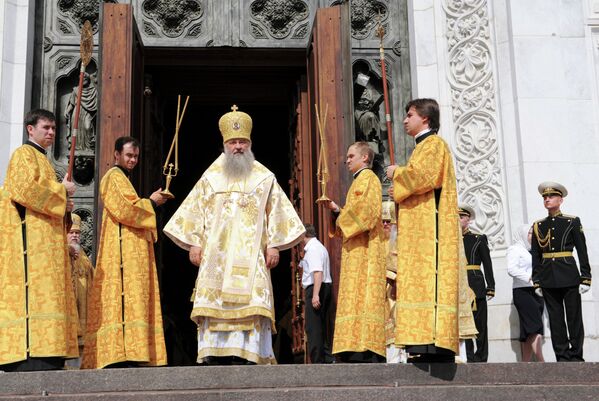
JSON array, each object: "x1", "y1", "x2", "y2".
[{"x1": 231, "y1": 105, "x2": 238, "y2": 112}]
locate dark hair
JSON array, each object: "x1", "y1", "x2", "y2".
[
  {"x1": 351, "y1": 141, "x2": 375, "y2": 168},
  {"x1": 405, "y1": 98, "x2": 440, "y2": 130},
  {"x1": 304, "y1": 224, "x2": 317, "y2": 238},
  {"x1": 24, "y1": 109, "x2": 56, "y2": 126},
  {"x1": 114, "y1": 136, "x2": 140, "y2": 152}
]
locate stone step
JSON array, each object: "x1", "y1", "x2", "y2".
[{"x1": 1, "y1": 363, "x2": 598, "y2": 401}]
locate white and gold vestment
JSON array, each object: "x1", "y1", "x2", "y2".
[{"x1": 164, "y1": 154, "x2": 305, "y2": 364}]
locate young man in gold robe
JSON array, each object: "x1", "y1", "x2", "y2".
[
  {"x1": 164, "y1": 105, "x2": 305, "y2": 365},
  {"x1": 327, "y1": 141, "x2": 386, "y2": 363},
  {"x1": 64, "y1": 213, "x2": 94, "y2": 369},
  {"x1": 82, "y1": 136, "x2": 169, "y2": 369},
  {"x1": 386, "y1": 98, "x2": 461, "y2": 362},
  {"x1": 0, "y1": 109, "x2": 79, "y2": 371}
]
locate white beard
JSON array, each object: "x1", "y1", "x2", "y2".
[{"x1": 223, "y1": 148, "x2": 255, "y2": 180}]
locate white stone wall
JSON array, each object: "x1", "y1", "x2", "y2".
[
  {"x1": 0, "y1": 0, "x2": 35, "y2": 185},
  {"x1": 409, "y1": 0, "x2": 599, "y2": 362}
]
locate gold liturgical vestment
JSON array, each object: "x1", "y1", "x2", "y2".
[
  {"x1": 71, "y1": 250, "x2": 94, "y2": 339},
  {"x1": 458, "y1": 237, "x2": 478, "y2": 340},
  {"x1": 392, "y1": 134, "x2": 461, "y2": 353},
  {"x1": 164, "y1": 154, "x2": 304, "y2": 364},
  {"x1": 333, "y1": 168, "x2": 386, "y2": 357},
  {"x1": 82, "y1": 167, "x2": 166, "y2": 369},
  {"x1": 384, "y1": 228, "x2": 398, "y2": 345},
  {"x1": 0, "y1": 144, "x2": 78, "y2": 365}
]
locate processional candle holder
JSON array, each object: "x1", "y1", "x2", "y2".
[
  {"x1": 161, "y1": 95, "x2": 190, "y2": 199},
  {"x1": 315, "y1": 102, "x2": 331, "y2": 204}
]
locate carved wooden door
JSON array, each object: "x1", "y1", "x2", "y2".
[
  {"x1": 290, "y1": 4, "x2": 354, "y2": 362},
  {"x1": 97, "y1": 3, "x2": 145, "y2": 185},
  {"x1": 95, "y1": 3, "x2": 145, "y2": 237}
]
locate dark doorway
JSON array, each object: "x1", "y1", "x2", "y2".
[{"x1": 143, "y1": 49, "x2": 306, "y2": 365}]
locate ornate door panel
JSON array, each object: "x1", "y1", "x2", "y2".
[{"x1": 290, "y1": 3, "x2": 353, "y2": 362}]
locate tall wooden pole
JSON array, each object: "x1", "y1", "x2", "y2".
[{"x1": 376, "y1": 17, "x2": 395, "y2": 165}]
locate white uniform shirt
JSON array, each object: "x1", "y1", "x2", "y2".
[{"x1": 301, "y1": 238, "x2": 332, "y2": 288}]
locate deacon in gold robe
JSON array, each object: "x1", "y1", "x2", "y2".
[
  {"x1": 327, "y1": 142, "x2": 386, "y2": 362},
  {"x1": 386, "y1": 98, "x2": 461, "y2": 362},
  {"x1": 82, "y1": 136, "x2": 169, "y2": 369},
  {"x1": 0, "y1": 109, "x2": 79, "y2": 371},
  {"x1": 164, "y1": 106, "x2": 305, "y2": 365}
]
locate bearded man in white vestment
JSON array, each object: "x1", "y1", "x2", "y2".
[{"x1": 164, "y1": 105, "x2": 305, "y2": 364}]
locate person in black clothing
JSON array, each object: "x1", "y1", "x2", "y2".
[
  {"x1": 531, "y1": 182, "x2": 591, "y2": 362},
  {"x1": 459, "y1": 204, "x2": 495, "y2": 362}
]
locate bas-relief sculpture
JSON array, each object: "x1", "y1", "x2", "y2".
[
  {"x1": 64, "y1": 72, "x2": 98, "y2": 155},
  {"x1": 442, "y1": 0, "x2": 507, "y2": 250},
  {"x1": 353, "y1": 61, "x2": 390, "y2": 182}
]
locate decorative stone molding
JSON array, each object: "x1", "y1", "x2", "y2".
[
  {"x1": 56, "y1": 56, "x2": 75, "y2": 72},
  {"x1": 142, "y1": 0, "x2": 204, "y2": 38},
  {"x1": 350, "y1": 0, "x2": 388, "y2": 40},
  {"x1": 74, "y1": 207, "x2": 94, "y2": 256},
  {"x1": 187, "y1": 22, "x2": 203, "y2": 38},
  {"x1": 249, "y1": 0, "x2": 309, "y2": 39},
  {"x1": 57, "y1": 0, "x2": 116, "y2": 31},
  {"x1": 442, "y1": 0, "x2": 507, "y2": 249},
  {"x1": 44, "y1": 37, "x2": 54, "y2": 53}
]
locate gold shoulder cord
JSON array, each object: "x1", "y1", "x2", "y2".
[{"x1": 533, "y1": 221, "x2": 551, "y2": 249}]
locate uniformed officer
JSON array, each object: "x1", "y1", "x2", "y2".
[
  {"x1": 459, "y1": 204, "x2": 495, "y2": 362},
  {"x1": 531, "y1": 182, "x2": 591, "y2": 362}
]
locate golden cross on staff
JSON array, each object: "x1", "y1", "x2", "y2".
[
  {"x1": 161, "y1": 94, "x2": 190, "y2": 199},
  {"x1": 315, "y1": 102, "x2": 331, "y2": 204}
]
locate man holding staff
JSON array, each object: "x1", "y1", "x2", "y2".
[
  {"x1": 82, "y1": 136, "x2": 169, "y2": 369},
  {"x1": 0, "y1": 109, "x2": 79, "y2": 371},
  {"x1": 164, "y1": 105, "x2": 304, "y2": 365},
  {"x1": 327, "y1": 141, "x2": 387, "y2": 363},
  {"x1": 386, "y1": 98, "x2": 461, "y2": 362}
]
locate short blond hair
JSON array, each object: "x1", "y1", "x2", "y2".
[{"x1": 350, "y1": 141, "x2": 374, "y2": 168}]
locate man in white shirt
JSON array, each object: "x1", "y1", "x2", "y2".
[{"x1": 300, "y1": 224, "x2": 333, "y2": 363}]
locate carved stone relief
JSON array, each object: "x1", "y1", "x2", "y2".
[
  {"x1": 57, "y1": 0, "x2": 117, "y2": 33},
  {"x1": 142, "y1": 0, "x2": 204, "y2": 38},
  {"x1": 55, "y1": 60, "x2": 98, "y2": 187},
  {"x1": 442, "y1": 0, "x2": 507, "y2": 249},
  {"x1": 249, "y1": 0, "x2": 310, "y2": 39},
  {"x1": 349, "y1": 0, "x2": 388, "y2": 40},
  {"x1": 352, "y1": 59, "x2": 391, "y2": 182}
]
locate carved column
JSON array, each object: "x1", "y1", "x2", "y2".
[{"x1": 442, "y1": 0, "x2": 508, "y2": 249}]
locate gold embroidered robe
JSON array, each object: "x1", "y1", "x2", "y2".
[
  {"x1": 0, "y1": 144, "x2": 78, "y2": 365},
  {"x1": 82, "y1": 167, "x2": 166, "y2": 369},
  {"x1": 163, "y1": 155, "x2": 304, "y2": 361},
  {"x1": 71, "y1": 249, "x2": 94, "y2": 340},
  {"x1": 333, "y1": 168, "x2": 386, "y2": 357},
  {"x1": 392, "y1": 134, "x2": 461, "y2": 353},
  {"x1": 458, "y1": 235, "x2": 478, "y2": 339},
  {"x1": 384, "y1": 227, "x2": 398, "y2": 345}
]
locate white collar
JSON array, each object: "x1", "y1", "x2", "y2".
[{"x1": 414, "y1": 128, "x2": 432, "y2": 140}]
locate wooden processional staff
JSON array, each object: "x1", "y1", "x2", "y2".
[
  {"x1": 376, "y1": 13, "x2": 395, "y2": 166},
  {"x1": 161, "y1": 95, "x2": 190, "y2": 199}
]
